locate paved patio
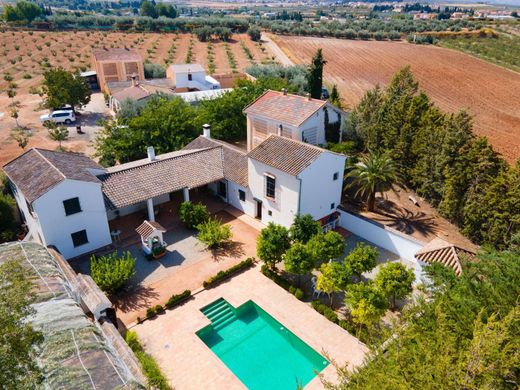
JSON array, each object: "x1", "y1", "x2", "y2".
[
  {"x1": 71, "y1": 204, "x2": 261, "y2": 325},
  {"x1": 133, "y1": 266, "x2": 368, "y2": 390}
]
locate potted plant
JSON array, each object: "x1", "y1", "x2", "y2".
[{"x1": 151, "y1": 237, "x2": 166, "y2": 259}]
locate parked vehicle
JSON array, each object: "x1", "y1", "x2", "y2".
[
  {"x1": 40, "y1": 110, "x2": 76, "y2": 124},
  {"x1": 321, "y1": 87, "x2": 329, "y2": 99}
]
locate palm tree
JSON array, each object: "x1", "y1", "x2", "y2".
[{"x1": 346, "y1": 152, "x2": 400, "y2": 212}]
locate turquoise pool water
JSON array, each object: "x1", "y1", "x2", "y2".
[{"x1": 196, "y1": 298, "x2": 329, "y2": 390}]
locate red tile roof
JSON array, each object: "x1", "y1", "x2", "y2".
[
  {"x1": 243, "y1": 90, "x2": 327, "y2": 127},
  {"x1": 415, "y1": 238, "x2": 477, "y2": 276},
  {"x1": 247, "y1": 134, "x2": 326, "y2": 176},
  {"x1": 91, "y1": 48, "x2": 142, "y2": 62}
]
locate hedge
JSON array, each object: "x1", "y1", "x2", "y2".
[
  {"x1": 141, "y1": 290, "x2": 192, "y2": 322},
  {"x1": 125, "y1": 331, "x2": 171, "y2": 390},
  {"x1": 202, "y1": 257, "x2": 254, "y2": 288},
  {"x1": 261, "y1": 264, "x2": 304, "y2": 300}
]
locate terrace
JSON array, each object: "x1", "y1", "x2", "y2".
[{"x1": 70, "y1": 189, "x2": 262, "y2": 325}]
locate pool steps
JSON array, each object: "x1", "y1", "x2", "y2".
[{"x1": 201, "y1": 298, "x2": 237, "y2": 330}]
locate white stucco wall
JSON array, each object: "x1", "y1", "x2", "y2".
[
  {"x1": 33, "y1": 179, "x2": 112, "y2": 259},
  {"x1": 9, "y1": 181, "x2": 46, "y2": 244},
  {"x1": 299, "y1": 152, "x2": 346, "y2": 221},
  {"x1": 337, "y1": 209, "x2": 426, "y2": 281},
  {"x1": 226, "y1": 181, "x2": 255, "y2": 216},
  {"x1": 248, "y1": 159, "x2": 300, "y2": 227}
]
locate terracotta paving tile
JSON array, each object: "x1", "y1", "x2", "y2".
[{"x1": 133, "y1": 266, "x2": 368, "y2": 390}]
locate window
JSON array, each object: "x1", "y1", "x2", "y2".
[
  {"x1": 330, "y1": 203, "x2": 335, "y2": 210},
  {"x1": 268, "y1": 210, "x2": 272, "y2": 216},
  {"x1": 333, "y1": 172, "x2": 339, "y2": 181},
  {"x1": 63, "y1": 197, "x2": 82, "y2": 216},
  {"x1": 217, "y1": 181, "x2": 227, "y2": 198},
  {"x1": 188, "y1": 73, "x2": 192, "y2": 81},
  {"x1": 238, "y1": 189, "x2": 246, "y2": 201},
  {"x1": 265, "y1": 175, "x2": 276, "y2": 199},
  {"x1": 71, "y1": 230, "x2": 88, "y2": 247}
]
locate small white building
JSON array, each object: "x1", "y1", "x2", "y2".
[
  {"x1": 3, "y1": 149, "x2": 112, "y2": 259},
  {"x1": 243, "y1": 89, "x2": 345, "y2": 151},
  {"x1": 166, "y1": 63, "x2": 220, "y2": 92}
]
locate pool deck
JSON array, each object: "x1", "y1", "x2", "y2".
[{"x1": 132, "y1": 266, "x2": 368, "y2": 390}]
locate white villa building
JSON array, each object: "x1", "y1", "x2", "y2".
[
  {"x1": 166, "y1": 63, "x2": 221, "y2": 92},
  {"x1": 244, "y1": 89, "x2": 345, "y2": 151},
  {"x1": 4, "y1": 91, "x2": 346, "y2": 259}
]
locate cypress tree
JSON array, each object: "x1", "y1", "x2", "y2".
[{"x1": 306, "y1": 49, "x2": 326, "y2": 99}]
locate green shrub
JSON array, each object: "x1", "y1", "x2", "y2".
[
  {"x1": 154, "y1": 304, "x2": 164, "y2": 314},
  {"x1": 293, "y1": 288, "x2": 304, "y2": 300},
  {"x1": 311, "y1": 300, "x2": 339, "y2": 323},
  {"x1": 0, "y1": 193, "x2": 17, "y2": 242},
  {"x1": 262, "y1": 264, "x2": 304, "y2": 299},
  {"x1": 179, "y1": 201, "x2": 209, "y2": 229},
  {"x1": 146, "y1": 306, "x2": 156, "y2": 318},
  {"x1": 197, "y1": 218, "x2": 232, "y2": 248},
  {"x1": 125, "y1": 331, "x2": 171, "y2": 390},
  {"x1": 203, "y1": 258, "x2": 254, "y2": 288},
  {"x1": 165, "y1": 290, "x2": 191, "y2": 309},
  {"x1": 90, "y1": 251, "x2": 136, "y2": 294}
]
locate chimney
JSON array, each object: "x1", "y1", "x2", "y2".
[
  {"x1": 306, "y1": 92, "x2": 311, "y2": 101},
  {"x1": 131, "y1": 73, "x2": 137, "y2": 87},
  {"x1": 147, "y1": 146, "x2": 156, "y2": 162},
  {"x1": 278, "y1": 124, "x2": 283, "y2": 136},
  {"x1": 203, "y1": 124, "x2": 211, "y2": 138},
  {"x1": 282, "y1": 88, "x2": 287, "y2": 96}
]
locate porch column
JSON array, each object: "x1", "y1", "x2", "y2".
[
  {"x1": 147, "y1": 198, "x2": 155, "y2": 222},
  {"x1": 183, "y1": 187, "x2": 190, "y2": 202}
]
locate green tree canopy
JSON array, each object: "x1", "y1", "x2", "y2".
[
  {"x1": 2, "y1": 1, "x2": 42, "y2": 23},
  {"x1": 346, "y1": 152, "x2": 400, "y2": 211},
  {"x1": 374, "y1": 262, "x2": 414, "y2": 310},
  {"x1": 317, "y1": 262, "x2": 343, "y2": 305},
  {"x1": 344, "y1": 280, "x2": 387, "y2": 335},
  {"x1": 307, "y1": 230, "x2": 345, "y2": 264},
  {"x1": 283, "y1": 241, "x2": 315, "y2": 285},
  {"x1": 90, "y1": 251, "x2": 136, "y2": 295},
  {"x1": 197, "y1": 218, "x2": 232, "y2": 249},
  {"x1": 257, "y1": 222, "x2": 291, "y2": 270},
  {"x1": 333, "y1": 249, "x2": 520, "y2": 389},
  {"x1": 0, "y1": 193, "x2": 17, "y2": 242},
  {"x1": 343, "y1": 242, "x2": 379, "y2": 279},
  {"x1": 42, "y1": 67, "x2": 91, "y2": 111},
  {"x1": 306, "y1": 48, "x2": 326, "y2": 99},
  {"x1": 289, "y1": 214, "x2": 321, "y2": 243}
]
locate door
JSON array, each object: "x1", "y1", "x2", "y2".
[
  {"x1": 217, "y1": 181, "x2": 227, "y2": 200},
  {"x1": 255, "y1": 200, "x2": 262, "y2": 220}
]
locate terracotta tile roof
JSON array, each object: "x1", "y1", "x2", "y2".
[
  {"x1": 112, "y1": 85, "x2": 151, "y2": 102},
  {"x1": 243, "y1": 90, "x2": 327, "y2": 127},
  {"x1": 91, "y1": 48, "x2": 142, "y2": 62},
  {"x1": 3, "y1": 148, "x2": 101, "y2": 204},
  {"x1": 136, "y1": 220, "x2": 166, "y2": 238},
  {"x1": 247, "y1": 134, "x2": 325, "y2": 176},
  {"x1": 415, "y1": 238, "x2": 477, "y2": 276},
  {"x1": 99, "y1": 148, "x2": 224, "y2": 209},
  {"x1": 184, "y1": 136, "x2": 248, "y2": 187}
]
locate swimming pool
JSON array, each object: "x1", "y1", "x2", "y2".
[{"x1": 196, "y1": 298, "x2": 329, "y2": 390}]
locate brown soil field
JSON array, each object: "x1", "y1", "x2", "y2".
[
  {"x1": 273, "y1": 35, "x2": 520, "y2": 163},
  {"x1": 0, "y1": 31, "x2": 272, "y2": 166}
]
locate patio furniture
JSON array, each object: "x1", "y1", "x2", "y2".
[
  {"x1": 311, "y1": 276, "x2": 323, "y2": 299},
  {"x1": 110, "y1": 229, "x2": 121, "y2": 242},
  {"x1": 135, "y1": 220, "x2": 167, "y2": 259}
]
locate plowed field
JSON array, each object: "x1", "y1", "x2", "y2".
[{"x1": 273, "y1": 35, "x2": 520, "y2": 163}]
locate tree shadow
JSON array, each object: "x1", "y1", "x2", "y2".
[
  {"x1": 112, "y1": 284, "x2": 160, "y2": 314},
  {"x1": 210, "y1": 240, "x2": 245, "y2": 262},
  {"x1": 375, "y1": 199, "x2": 438, "y2": 236}
]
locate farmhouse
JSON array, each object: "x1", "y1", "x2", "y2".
[
  {"x1": 4, "y1": 121, "x2": 345, "y2": 259},
  {"x1": 91, "y1": 47, "x2": 144, "y2": 93},
  {"x1": 244, "y1": 89, "x2": 345, "y2": 150}
]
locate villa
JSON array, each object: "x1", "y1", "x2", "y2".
[{"x1": 4, "y1": 91, "x2": 346, "y2": 259}]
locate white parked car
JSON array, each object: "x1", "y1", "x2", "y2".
[{"x1": 40, "y1": 110, "x2": 76, "y2": 124}]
